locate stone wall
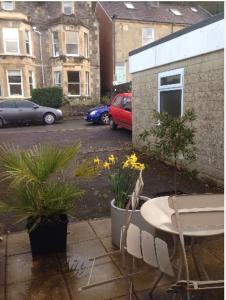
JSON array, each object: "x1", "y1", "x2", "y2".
[{"x1": 132, "y1": 50, "x2": 224, "y2": 183}]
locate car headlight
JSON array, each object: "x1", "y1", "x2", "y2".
[
  {"x1": 90, "y1": 110, "x2": 98, "y2": 116},
  {"x1": 56, "y1": 109, "x2": 62, "y2": 114}
]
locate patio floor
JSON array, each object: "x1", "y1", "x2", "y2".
[{"x1": 0, "y1": 218, "x2": 224, "y2": 300}]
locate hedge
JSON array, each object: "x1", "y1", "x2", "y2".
[{"x1": 32, "y1": 87, "x2": 63, "y2": 108}]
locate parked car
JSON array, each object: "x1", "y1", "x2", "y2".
[
  {"x1": 0, "y1": 99, "x2": 63, "y2": 128},
  {"x1": 109, "y1": 93, "x2": 132, "y2": 131},
  {"x1": 84, "y1": 105, "x2": 109, "y2": 124}
]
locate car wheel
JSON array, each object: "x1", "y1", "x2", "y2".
[
  {"x1": 0, "y1": 118, "x2": 3, "y2": 128},
  {"x1": 109, "y1": 117, "x2": 117, "y2": 130},
  {"x1": 43, "y1": 113, "x2": 55, "y2": 125},
  {"x1": 100, "y1": 112, "x2": 109, "y2": 125}
]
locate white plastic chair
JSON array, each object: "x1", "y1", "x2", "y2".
[{"x1": 167, "y1": 194, "x2": 224, "y2": 299}]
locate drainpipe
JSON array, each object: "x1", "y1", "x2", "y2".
[{"x1": 33, "y1": 27, "x2": 45, "y2": 87}]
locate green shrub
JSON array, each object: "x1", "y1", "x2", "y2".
[{"x1": 32, "y1": 87, "x2": 63, "y2": 108}]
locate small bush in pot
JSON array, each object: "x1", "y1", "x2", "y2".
[{"x1": 0, "y1": 143, "x2": 96, "y2": 258}]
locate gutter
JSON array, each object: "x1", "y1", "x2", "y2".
[{"x1": 33, "y1": 27, "x2": 45, "y2": 87}]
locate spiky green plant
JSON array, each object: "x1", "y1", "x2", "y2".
[{"x1": 0, "y1": 143, "x2": 96, "y2": 231}]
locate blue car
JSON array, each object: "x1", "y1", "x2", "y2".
[{"x1": 84, "y1": 105, "x2": 109, "y2": 124}]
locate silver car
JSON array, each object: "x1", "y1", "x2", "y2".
[{"x1": 0, "y1": 99, "x2": 63, "y2": 127}]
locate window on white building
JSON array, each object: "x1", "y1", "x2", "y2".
[
  {"x1": 3, "y1": 28, "x2": 19, "y2": 54},
  {"x1": 54, "y1": 71, "x2": 62, "y2": 87},
  {"x1": 28, "y1": 71, "x2": 34, "y2": 96},
  {"x1": 25, "y1": 30, "x2": 32, "y2": 55},
  {"x1": 158, "y1": 68, "x2": 184, "y2": 117},
  {"x1": 142, "y1": 28, "x2": 154, "y2": 46},
  {"x1": 63, "y1": 1, "x2": 74, "y2": 15},
  {"x1": 85, "y1": 71, "x2": 90, "y2": 96},
  {"x1": 7, "y1": 70, "x2": 23, "y2": 96},
  {"x1": 1, "y1": 1, "x2": 14, "y2": 10},
  {"x1": 52, "y1": 31, "x2": 60, "y2": 57},
  {"x1": 84, "y1": 32, "x2": 89, "y2": 58},
  {"x1": 67, "y1": 71, "x2": 80, "y2": 95},
  {"x1": 115, "y1": 63, "x2": 126, "y2": 85},
  {"x1": 65, "y1": 31, "x2": 79, "y2": 55}
]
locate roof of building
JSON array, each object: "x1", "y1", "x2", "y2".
[{"x1": 98, "y1": 1, "x2": 211, "y2": 25}]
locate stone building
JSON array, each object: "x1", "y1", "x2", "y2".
[
  {"x1": 95, "y1": 1, "x2": 210, "y2": 95},
  {"x1": 0, "y1": 1, "x2": 100, "y2": 104},
  {"x1": 129, "y1": 13, "x2": 224, "y2": 183}
]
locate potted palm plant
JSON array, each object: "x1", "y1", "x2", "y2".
[
  {"x1": 0, "y1": 143, "x2": 95, "y2": 258},
  {"x1": 94, "y1": 154, "x2": 154, "y2": 247}
]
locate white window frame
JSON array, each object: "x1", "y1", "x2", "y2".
[
  {"x1": 115, "y1": 63, "x2": 126, "y2": 85},
  {"x1": 1, "y1": 1, "x2": 14, "y2": 11},
  {"x1": 142, "y1": 28, "x2": 154, "y2": 46},
  {"x1": 28, "y1": 70, "x2": 35, "y2": 96},
  {"x1": 158, "y1": 68, "x2": 184, "y2": 117},
  {"x1": 65, "y1": 31, "x2": 79, "y2": 56},
  {"x1": 84, "y1": 32, "x2": 89, "y2": 58},
  {"x1": 85, "y1": 71, "x2": 90, "y2": 96},
  {"x1": 67, "y1": 71, "x2": 80, "y2": 96},
  {"x1": 63, "y1": 1, "x2": 74, "y2": 15},
  {"x1": 7, "y1": 70, "x2": 23, "y2": 97},
  {"x1": 52, "y1": 31, "x2": 60, "y2": 57},
  {"x1": 54, "y1": 71, "x2": 62, "y2": 87},
  {"x1": 3, "y1": 28, "x2": 20, "y2": 54},
  {"x1": 25, "y1": 30, "x2": 32, "y2": 55}
]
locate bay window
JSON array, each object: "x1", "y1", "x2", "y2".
[
  {"x1": 85, "y1": 71, "x2": 90, "y2": 96},
  {"x1": 54, "y1": 71, "x2": 62, "y2": 87},
  {"x1": 67, "y1": 71, "x2": 80, "y2": 95},
  {"x1": 25, "y1": 30, "x2": 32, "y2": 55},
  {"x1": 1, "y1": 1, "x2": 14, "y2": 10},
  {"x1": 7, "y1": 70, "x2": 23, "y2": 96},
  {"x1": 63, "y1": 1, "x2": 74, "y2": 15},
  {"x1": 28, "y1": 71, "x2": 34, "y2": 96},
  {"x1": 158, "y1": 68, "x2": 184, "y2": 117},
  {"x1": 52, "y1": 31, "x2": 59, "y2": 57},
  {"x1": 65, "y1": 31, "x2": 79, "y2": 55},
  {"x1": 3, "y1": 28, "x2": 19, "y2": 54},
  {"x1": 84, "y1": 32, "x2": 89, "y2": 58}
]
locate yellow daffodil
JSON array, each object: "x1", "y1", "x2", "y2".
[
  {"x1": 130, "y1": 153, "x2": 138, "y2": 163},
  {"x1": 103, "y1": 161, "x2": 111, "y2": 169},
  {"x1": 94, "y1": 157, "x2": 100, "y2": 165},
  {"x1": 122, "y1": 160, "x2": 130, "y2": 169},
  {"x1": 108, "y1": 154, "x2": 116, "y2": 164}
]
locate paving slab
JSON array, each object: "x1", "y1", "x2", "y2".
[
  {"x1": 67, "y1": 221, "x2": 97, "y2": 244},
  {"x1": 89, "y1": 218, "x2": 111, "y2": 238},
  {"x1": 64, "y1": 261, "x2": 127, "y2": 300},
  {"x1": 0, "y1": 285, "x2": 4, "y2": 300},
  {"x1": 6, "y1": 274, "x2": 70, "y2": 300},
  {"x1": 0, "y1": 256, "x2": 5, "y2": 286},
  {"x1": 7, "y1": 231, "x2": 30, "y2": 256},
  {"x1": 7, "y1": 253, "x2": 60, "y2": 285}
]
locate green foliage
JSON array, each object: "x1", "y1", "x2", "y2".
[
  {"x1": 0, "y1": 143, "x2": 95, "y2": 231},
  {"x1": 32, "y1": 87, "x2": 63, "y2": 108},
  {"x1": 140, "y1": 109, "x2": 197, "y2": 193},
  {"x1": 101, "y1": 96, "x2": 111, "y2": 105}
]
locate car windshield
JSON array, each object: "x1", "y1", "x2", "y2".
[{"x1": 16, "y1": 100, "x2": 37, "y2": 108}]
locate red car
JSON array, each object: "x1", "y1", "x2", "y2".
[{"x1": 109, "y1": 93, "x2": 132, "y2": 131}]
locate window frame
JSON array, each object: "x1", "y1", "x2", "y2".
[
  {"x1": 3, "y1": 28, "x2": 20, "y2": 54},
  {"x1": 28, "y1": 70, "x2": 35, "y2": 97},
  {"x1": 54, "y1": 71, "x2": 62, "y2": 87},
  {"x1": 25, "y1": 30, "x2": 32, "y2": 56},
  {"x1": 7, "y1": 69, "x2": 23, "y2": 97},
  {"x1": 84, "y1": 32, "x2": 89, "y2": 58},
  {"x1": 158, "y1": 68, "x2": 184, "y2": 117},
  {"x1": 63, "y1": 1, "x2": 74, "y2": 15},
  {"x1": 65, "y1": 31, "x2": 79, "y2": 56},
  {"x1": 115, "y1": 63, "x2": 126, "y2": 85},
  {"x1": 142, "y1": 28, "x2": 154, "y2": 46},
  {"x1": 1, "y1": 1, "x2": 14, "y2": 11},
  {"x1": 85, "y1": 71, "x2": 90, "y2": 96},
  {"x1": 52, "y1": 31, "x2": 60, "y2": 57},
  {"x1": 67, "y1": 71, "x2": 80, "y2": 96}
]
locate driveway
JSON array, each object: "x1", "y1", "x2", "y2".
[{"x1": 0, "y1": 118, "x2": 223, "y2": 232}]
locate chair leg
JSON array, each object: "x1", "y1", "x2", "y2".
[{"x1": 149, "y1": 272, "x2": 164, "y2": 299}]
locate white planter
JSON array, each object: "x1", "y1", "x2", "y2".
[{"x1": 111, "y1": 196, "x2": 155, "y2": 248}]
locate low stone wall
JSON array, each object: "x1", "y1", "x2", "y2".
[{"x1": 132, "y1": 50, "x2": 224, "y2": 184}]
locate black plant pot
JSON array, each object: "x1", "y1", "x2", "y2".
[{"x1": 27, "y1": 214, "x2": 68, "y2": 258}]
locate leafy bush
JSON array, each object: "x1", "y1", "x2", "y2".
[
  {"x1": 101, "y1": 96, "x2": 111, "y2": 105},
  {"x1": 32, "y1": 87, "x2": 63, "y2": 108}
]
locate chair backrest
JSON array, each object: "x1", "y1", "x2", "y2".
[
  {"x1": 126, "y1": 223, "x2": 142, "y2": 259},
  {"x1": 141, "y1": 230, "x2": 174, "y2": 277},
  {"x1": 169, "y1": 194, "x2": 224, "y2": 232}
]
